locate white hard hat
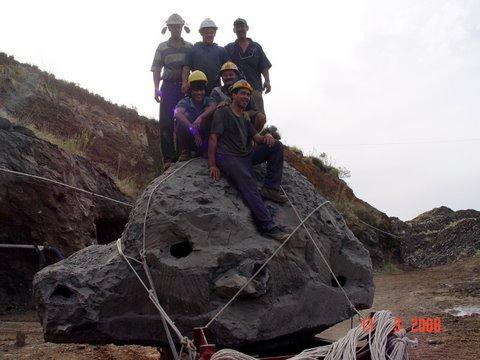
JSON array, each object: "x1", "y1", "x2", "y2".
[
  {"x1": 199, "y1": 18, "x2": 218, "y2": 31},
  {"x1": 166, "y1": 13, "x2": 185, "y2": 25},
  {"x1": 161, "y1": 13, "x2": 190, "y2": 34}
]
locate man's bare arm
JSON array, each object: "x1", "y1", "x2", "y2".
[
  {"x1": 262, "y1": 68, "x2": 271, "y2": 93},
  {"x1": 208, "y1": 134, "x2": 221, "y2": 181},
  {"x1": 193, "y1": 103, "x2": 217, "y2": 128},
  {"x1": 174, "y1": 108, "x2": 192, "y2": 129},
  {"x1": 181, "y1": 66, "x2": 191, "y2": 94},
  {"x1": 153, "y1": 70, "x2": 163, "y2": 102},
  {"x1": 253, "y1": 133, "x2": 275, "y2": 147}
]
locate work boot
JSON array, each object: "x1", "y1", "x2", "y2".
[
  {"x1": 261, "y1": 187, "x2": 288, "y2": 204},
  {"x1": 262, "y1": 226, "x2": 289, "y2": 241},
  {"x1": 178, "y1": 150, "x2": 191, "y2": 162}
]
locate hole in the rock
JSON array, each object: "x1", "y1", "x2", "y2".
[
  {"x1": 94, "y1": 217, "x2": 127, "y2": 244},
  {"x1": 170, "y1": 241, "x2": 192, "y2": 258},
  {"x1": 331, "y1": 275, "x2": 347, "y2": 287},
  {"x1": 252, "y1": 263, "x2": 266, "y2": 276},
  {"x1": 51, "y1": 284, "x2": 72, "y2": 298}
]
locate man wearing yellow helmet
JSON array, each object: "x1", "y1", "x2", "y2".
[
  {"x1": 174, "y1": 71, "x2": 216, "y2": 161},
  {"x1": 151, "y1": 13, "x2": 192, "y2": 168},
  {"x1": 211, "y1": 62, "x2": 266, "y2": 132},
  {"x1": 208, "y1": 80, "x2": 288, "y2": 241}
]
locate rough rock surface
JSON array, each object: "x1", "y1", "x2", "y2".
[
  {"x1": 395, "y1": 206, "x2": 480, "y2": 268},
  {"x1": 34, "y1": 158, "x2": 374, "y2": 348},
  {"x1": 0, "y1": 118, "x2": 130, "y2": 311}
]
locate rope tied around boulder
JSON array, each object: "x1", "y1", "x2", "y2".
[
  {"x1": 116, "y1": 159, "x2": 414, "y2": 359},
  {"x1": 211, "y1": 311, "x2": 417, "y2": 360}
]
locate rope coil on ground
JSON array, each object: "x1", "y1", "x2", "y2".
[{"x1": 212, "y1": 311, "x2": 417, "y2": 360}]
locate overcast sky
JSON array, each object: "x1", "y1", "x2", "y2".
[{"x1": 2, "y1": 0, "x2": 479, "y2": 220}]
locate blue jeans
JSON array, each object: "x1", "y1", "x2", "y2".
[
  {"x1": 159, "y1": 81, "x2": 183, "y2": 162},
  {"x1": 216, "y1": 141, "x2": 284, "y2": 231}
]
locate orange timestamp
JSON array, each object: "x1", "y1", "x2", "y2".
[{"x1": 361, "y1": 316, "x2": 442, "y2": 334}]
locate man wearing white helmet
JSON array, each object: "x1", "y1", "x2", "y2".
[
  {"x1": 181, "y1": 18, "x2": 228, "y2": 95},
  {"x1": 151, "y1": 13, "x2": 192, "y2": 168}
]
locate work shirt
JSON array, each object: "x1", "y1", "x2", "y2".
[
  {"x1": 185, "y1": 42, "x2": 228, "y2": 92},
  {"x1": 210, "y1": 86, "x2": 258, "y2": 113},
  {"x1": 211, "y1": 106, "x2": 257, "y2": 156},
  {"x1": 225, "y1": 38, "x2": 272, "y2": 91},
  {"x1": 151, "y1": 38, "x2": 192, "y2": 83},
  {"x1": 175, "y1": 96, "x2": 215, "y2": 123}
]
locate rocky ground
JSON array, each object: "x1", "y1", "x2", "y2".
[
  {"x1": 1, "y1": 254, "x2": 478, "y2": 359},
  {"x1": 396, "y1": 206, "x2": 480, "y2": 268}
]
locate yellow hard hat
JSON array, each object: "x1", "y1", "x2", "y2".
[
  {"x1": 188, "y1": 70, "x2": 208, "y2": 84},
  {"x1": 230, "y1": 80, "x2": 253, "y2": 93},
  {"x1": 220, "y1": 61, "x2": 240, "y2": 74}
]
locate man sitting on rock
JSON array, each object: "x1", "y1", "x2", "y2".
[
  {"x1": 210, "y1": 61, "x2": 266, "y2": 132},
  {"x1": 208, "y1": 79, "x2": 288, "y2": 240},
  {"x1": 174, "y1": 70, "x2": 216, "y2": 161}
]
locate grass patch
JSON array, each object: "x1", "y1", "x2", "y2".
[
  {"x1": 23, "y1": 125, "x2": 93, "y2": 157},
  {"x1": 287, "y1": 145, "x2": 304, "y2": 157},
  {"x1": 382, "y1": 261, "x2": 402, "y2": 274},
  {"x1": 111, "y1": 175, "x2": 141, "y2": 198}
]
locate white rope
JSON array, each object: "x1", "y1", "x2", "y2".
[
  {"x1": 280, "y1": 186, "x2": 362, "y2": 319},
  {"x1": 116, "y1": 159, "x2": 197, "y2": 360},
  {"x1": 205, "y1": 200, "x2": 330, "y2": 328},
  {"x1": 356, "y1": 218, "x2": 400, "y2": 239},
  {"x1": 211, "y1": 311, "x2": 416, "y2": 360},
  {"x1": 0, "y1": 167, "x2": 132, "y2": 207}
]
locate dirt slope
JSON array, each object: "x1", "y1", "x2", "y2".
[{"x1": 0, "y1": 53, "x2": 161, "y2": 196}]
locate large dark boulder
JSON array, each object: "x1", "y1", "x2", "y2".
[
  {"x1": 34, "y1": 158, "x2": 374, "y2": 348},
  {"x1": 0, "y1": 118, "x2": 130, "y2": 311}
]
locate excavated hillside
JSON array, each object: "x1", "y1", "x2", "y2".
[
  {"x1": 0, "y1": 53, "x2": 162, "y2": 197},
  {"x1": 283, "y1": 150, "x2": 400, "y2": 266}
]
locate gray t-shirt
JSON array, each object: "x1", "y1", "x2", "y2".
[{"x1": 211, "y1": 106, "x2": 257, "y2": 156}]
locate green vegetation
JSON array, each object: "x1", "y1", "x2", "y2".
[
  {"x1": 111, "y1": 175, "x2": 140, "y2": 198},
  {"x1": 307, "y1": 152, "x2": 351, "y2": 180},
  {"x1": 381, "y1": 261, "x2": 402, "y2": 274},
  {"x1": 24, "y1": 126, "x2": 94, "y2": 157}
]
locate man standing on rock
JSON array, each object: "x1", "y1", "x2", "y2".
[
  {"x1": 181, "y1": 18, "x2": 228, "y2": 95},
  {"x1": 225, "y1": 18, "x2": 272, "y2": 114},
  {"x1": 174, "y1": 71, "x2": 216, "y2": 161},
  {"x1": 208, "y1": 80, "x2": 288, "y2": 241},
  {"x1": 211, "y1": 61, "x2": 266, "y2": 132},
  {"x1": 152, "y1": 13, "x2": 192, "y2": 168}
]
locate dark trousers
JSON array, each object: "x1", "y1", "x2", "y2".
[
  {"x1": 159, "y1": 81, "x2": 183, "y2": 162},
  {"x1": 216, "y1": 141, "x2": 284, "y2": 231},
  {"x1": 175, "y1": 116, "x2": 213, "y2": 156}
]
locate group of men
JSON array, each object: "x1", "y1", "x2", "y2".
[{"x1": 151, "y1": 14, "x2": 288, "y2": 240}]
